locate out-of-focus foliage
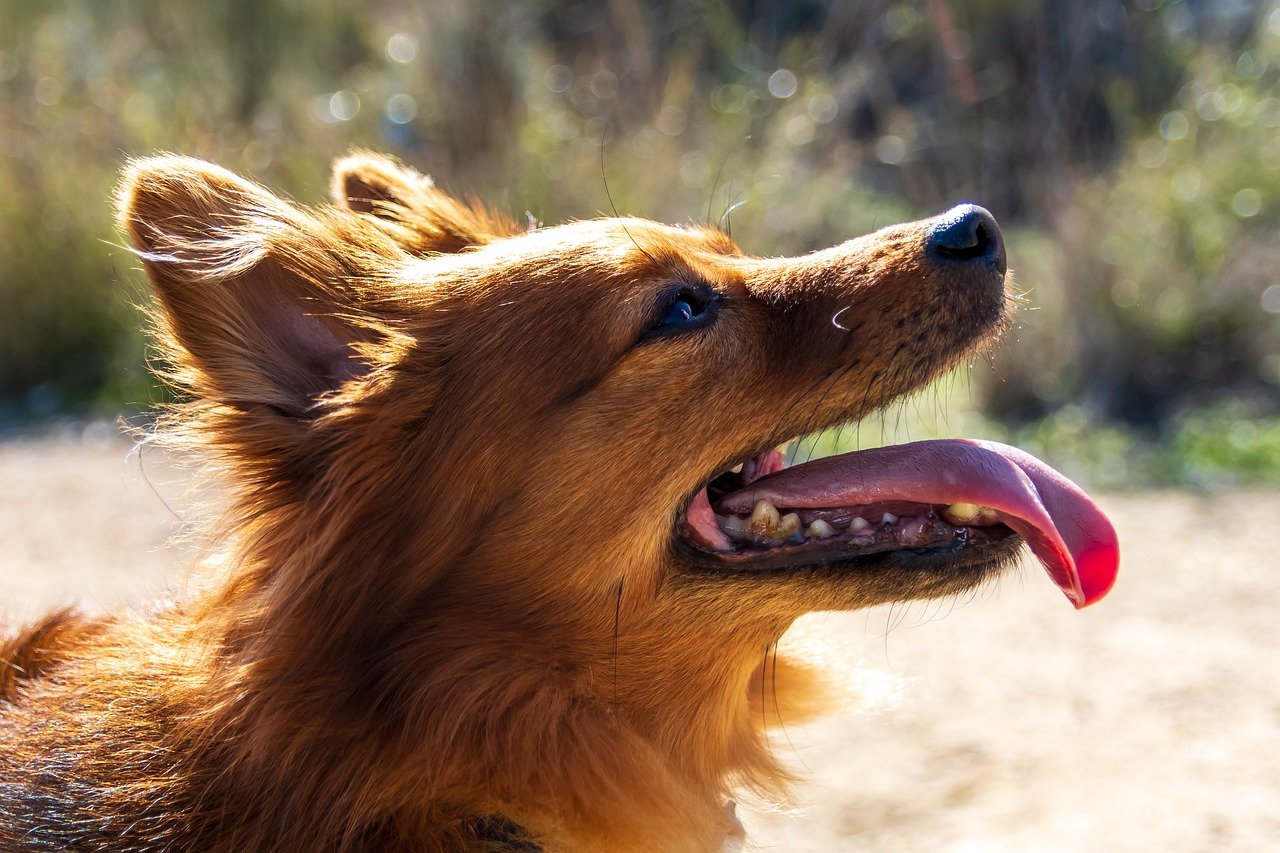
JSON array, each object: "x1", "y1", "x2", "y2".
[
  {"x1": 0, "y1": 0, "x2": 1277, "y2": 483},
  {"x1": 990, "y1": 11, "x2": 1280, "y2": 428}
]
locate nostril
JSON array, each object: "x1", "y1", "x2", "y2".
[{"x1": 926, "y1": 204, "x2": 1007, "y2": 275}]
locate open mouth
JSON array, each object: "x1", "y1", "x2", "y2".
[{"x1": 680, "y1": 437, "x2": 1120, "y2": 608}]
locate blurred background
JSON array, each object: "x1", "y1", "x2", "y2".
[
  {"x1": 1, "y1": 2, "x2": 1279, "y2": 850},
  {"x1": 2, "y1": 0, "x2": 1279, "y2": 485}
]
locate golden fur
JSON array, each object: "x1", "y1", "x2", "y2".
[{"x1": 0, "y1": 153, "x2": 1011, "y2": 851}]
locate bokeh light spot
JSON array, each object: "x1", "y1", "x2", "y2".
[
  {"x1": 807, "y1": 93, "x2": 838, "y2": 124},
  {"x1": 590, "y1": 70, "x2": 618, "y2": 99},
  {"x1": 1111, "y1": 279, "x2": 1140, "y2": 308},
  {"x1": 767, "y1": 69, "x2": 798, "y2": 98},
  {"x1": 711, "y1": 83, "x2": 751, "y2": 114},
  {"x1": 1261, "y1": 283, "x2": 1280, "y2": 314},
  {"x1": 243, "y1": 141, "x2": 272, "y2": 172},
  {"x1": 1231, "y1": 188, "x2": 1262, "y2": 217},
  {"x1": 1159, "y1": 110, "x2": 1189, "y2": 140},
  {"x1": 875, "y1": 135, "x2": 907, "y2": 164},
  {"x1": 1257, "y1": 96, "x2": 1280, "y2": 126},
  {"x1": 385, "y1": 93, "x2": 417, "y2": 124},
  {"x1": 34, "y1": 77, "x2": 61, "y2": 106},
  {"x1": 785, "y1": 115, "x2": 815, "y2": 146},
  {"x1": 329, "y1": 91, "x2": 360, "y2": 122},
  {"x1": 544, "y1": 64, "x2": 572, "y2": 93},
  {"x1": 655, "y1": 104, "x2": 686, "y2": 136},
  {"x1": 1196, "y1": 91, "x2": 1226, "y2": 121},
  {"x1": 1236, "y1": 50, "x2": 1263, "y2": 79},
  {"x1": 583, "y1": 116, "x2": 613, "y2": 146},
  {"x1": 386, "y1": 33, "x2": 417, "y2": 64}
]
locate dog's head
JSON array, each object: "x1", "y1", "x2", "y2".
[{"x1": 117, "y1": 153, "x2": 1116, "y2": 699}]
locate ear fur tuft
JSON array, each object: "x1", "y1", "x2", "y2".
[{"x1": 330, "y1": 150, "x2": 520, "y2": 254}]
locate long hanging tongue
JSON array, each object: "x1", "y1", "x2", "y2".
[{"x1": 717, "y1": 439, "x2": 1119, "y2": 608}]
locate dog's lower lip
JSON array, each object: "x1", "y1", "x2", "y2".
[{"x1": 676, "y1": 522, "x2": 1023, "y2": 579}]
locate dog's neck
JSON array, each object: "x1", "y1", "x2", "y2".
[
  {"x1": 183, "y1": 539, "x2": 791, "y2": 851},
  {"x1": 175, "y1": 442, "x2": 800, "y2": 851}
]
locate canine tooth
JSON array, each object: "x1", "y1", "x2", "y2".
[
  {"x1": 776, "y1": 512, "x2": 802, "y2": 540},
  {"x1": 749, "y1": 500, "x2": 781, "y2": 535},
  {"x1": 849, "y1": 516, "x2": 871, "y2": 533},
  {"x1": 806, "y1": 519, "x2": 836, "y2": 539},
  {"x1": 881, "y1": 513, "x2": 898, "y2": 525},
  {"x1": 729, "y1": 463, "x2": 744, "y2": 474},
  {"x1": 942, "y1": 502, "x2": 980, "y2": 524}
]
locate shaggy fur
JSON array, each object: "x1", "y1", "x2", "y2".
[{"x1": 0, "y1": 153, "x2": 1012, "y2": 851}]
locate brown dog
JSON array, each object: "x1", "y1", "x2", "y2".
[{"x1": 0, "y1": 154, "x2": 1118, "y2": 851}]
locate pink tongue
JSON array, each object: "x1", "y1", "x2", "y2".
[{"x1": 717, "y1": 439, "x2": 1119, "y2": 608}]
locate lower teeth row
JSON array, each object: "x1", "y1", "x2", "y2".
[{"x1": 716, "y1": 500, "x2": 996, "y2": 547}]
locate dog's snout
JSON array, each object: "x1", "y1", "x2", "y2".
[{"x1": 925, "y1": 204, "x2": 1006, "y2": 276}]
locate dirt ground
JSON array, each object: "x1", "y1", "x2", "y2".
[{"x1": 1, "y1": 431, "x2": 1277, "y2": 852}]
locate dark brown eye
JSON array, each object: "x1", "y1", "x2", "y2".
[
  {"x1": 645, "y1": 283, "x2": 718, "y2": 340},
  {"x1": 659, "y1": 292, "x2": 703, "y2": 326}
]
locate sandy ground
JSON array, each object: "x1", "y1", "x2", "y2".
[{"x1": 1, "y1": 431, "x2": 1277, "y2": 852}]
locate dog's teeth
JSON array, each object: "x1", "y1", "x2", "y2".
[
  {"x1": 729, "y1": 463, "x2": 744, "y2": 474},
  {"x1": 806, "y1": 519, "x2": 836, "y2": 539},
  {"x1": 717, "y1": 514, "x2": 748, "y2": 538},
  {"x1": 942, "y1": 503, "x2": 998, "y2": 525},
  {"x1": 776, "y1": 512, "x2": 802, "y2": 540},
  {"x1": 881, "y1": 512, "x2": 898, "y2": 525},
  {"x1": 849, "y1": 516, "x2": 871, "y2": 533},
  {"x1": 942, "y1": 502, "x2": 980, "y2": 523},
  {"x1": 749, "y1": 500, "x2": 781, "y2": 535}
]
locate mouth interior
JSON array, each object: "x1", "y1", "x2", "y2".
[
  {"x1": 681, "y1": 435, "x2": 1121, "y2": 609},
  {"x1": 688, "y1": 445, "x2": 1013, "y2": 561}
]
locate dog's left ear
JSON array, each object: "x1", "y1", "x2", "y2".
[
  {"x1": 330, "y1": 151, "x2": 520, "y2": 254},
  {"x1": 331, "y1": 151, "x2": 430, "y2": 217}
]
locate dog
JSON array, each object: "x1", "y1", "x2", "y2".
[{"x1": 0, "y1": 153, "x2": 1119, "y2": 851}]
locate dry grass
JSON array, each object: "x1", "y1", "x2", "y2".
[{"x1": 2, "y1": 433, "x2": 1276, "y2": 851}]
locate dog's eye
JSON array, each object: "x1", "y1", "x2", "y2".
[
  {"x1": 646, "y1": 284, "x2": 717, "y2": 339},
  {"x1": 661, "y1": 294, "x2": 702, "y2": 325}
]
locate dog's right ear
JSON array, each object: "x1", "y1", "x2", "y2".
[
  {"x1": 330, "y1": 151, "x2": 520, "y2": 254},
  {"x1": 117, "y1": 156, "x2": 399, "y2": 419}
]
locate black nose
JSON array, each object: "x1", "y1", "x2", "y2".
[{"x1": 925, "y1": 204, "x2": 1006, "y2": 275}]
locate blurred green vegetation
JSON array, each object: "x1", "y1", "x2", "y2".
[{"x1": 0, "y1": 0, "x2": 1277, "y2": 485}]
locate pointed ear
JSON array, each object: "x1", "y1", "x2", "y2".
[
  {"x1": 331, "y1": 151, "x2": 431, "y2": 216},
  {"x1": 118, "y1": 156, "x2": 391, "y2": 417},
  {"x1": 330, "y1": 151, "x2": 520, "y2": 254}
]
